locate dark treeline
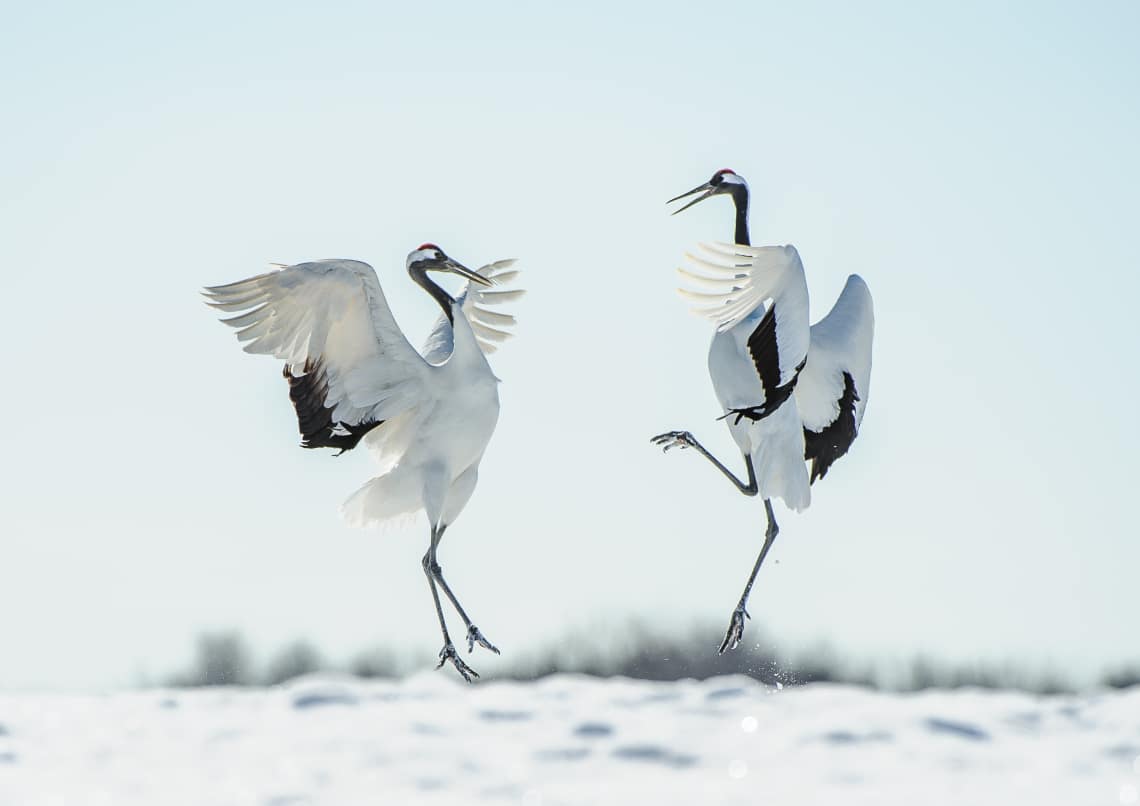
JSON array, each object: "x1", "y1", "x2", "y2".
[{"x1": 163, "y1": 625, "x2": 1140, "y2": 693}]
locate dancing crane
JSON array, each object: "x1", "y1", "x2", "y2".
[
  {"x1": 204, "y1": 245, "x2": 524, "y2": 681},
  {"x1": 652, "y1": 169, "x2": 874, "y2": 652}
]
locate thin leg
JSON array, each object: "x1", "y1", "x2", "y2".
[
  {"x1": 719, "y1": 499, "x2": 780, "y2": 653},
  {"x1": 423, "y1": 525, "x2": 479, "y2": 682},
  {"x1": 427, "y1": 525, "x2": 499, "y2": 655},
  {"x1": 650, "y1": 430, "x2": 758, "y2": 496}
]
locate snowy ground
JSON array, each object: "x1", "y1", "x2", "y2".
[{"x1": 1, "y1": 674, "x2": 1138, "y2": 806}]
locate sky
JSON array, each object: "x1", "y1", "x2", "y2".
[{"x1": 1, "y1": 0, "x2": 1137, "y2": 690}]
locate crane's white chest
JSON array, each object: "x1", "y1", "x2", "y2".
[{"x1": 426, "y1": 352, "x2": 500, "y2": 474}]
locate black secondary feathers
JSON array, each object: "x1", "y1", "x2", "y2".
[
  {"x1": 283, "y1": 358, "x2": 383, "y2": 455},
  {"x1": 726, "y1": 305, "x2": 803, "y2": 424},
  {"x1": 803, "y1": 371, "x2": 859, "y2": 484}
]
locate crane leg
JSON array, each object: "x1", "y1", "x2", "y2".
[
  {"x1": 423, "y1": 524, "x2": 479, "y2": 682},
  {"x1": 719, "y1": 499, "x2": 780, "y2": 653},
  {"x1": 426, "y1": 524, "x2": 500, "y2": 656},
  {"x1": 650, "y1": 430, "x2": 758, "y2": 496}
]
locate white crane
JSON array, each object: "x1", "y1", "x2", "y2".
[
  {"x1": 204, "y1": 244, "x2": 524, "y2": 681},
  {"x1": 652, "y1": 169, "x2": 874, "y2": 653}
]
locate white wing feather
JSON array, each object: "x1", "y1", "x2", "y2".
[
  {"x1": 422, "y1": 259, "x2": 524, "y2": 363},
  {"x1": 681, "y1": 242, "x2": 811, "y2": 391},
  {"x1": 204, "y1": 259, "x2": 428, "y2": 426},
  {"x1": 795, "y1": 274, "x2": 875, "y2": 432}
]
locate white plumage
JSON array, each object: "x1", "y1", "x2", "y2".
[
  {"x1": 204, "y1": 246, "x2": 523, "y2": 681},
  {"x1": 675, "y1": 242, "x2": 874, "y2": 507},
  {"x1": 655, "y1": 168, "x2": 875, "y2": 653},
  {"x1": 343, "y1": 259, "x2": 522, "y2": 528},
  {"x1": 210, "y1": 259, "x2": 429, "y2": 437},
  {"x1": 795, "y1": 274, "x2": 874, "y2": 437},
  {"x1": 679, "y1": 242, "x2": 813, "y2": 510}
]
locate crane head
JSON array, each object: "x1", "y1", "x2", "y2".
[
  {"x1": 667, "y1": 169, "x2": 748, "y2": 215},
  {"x1": 406, "y1": 244, "x2": 493, "y2": 287}
]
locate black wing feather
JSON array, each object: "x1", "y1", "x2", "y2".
[
  {"x1": 746, "y1": 305, "x2": 782, "y2": 400},
  {"x1": 727, "y1": 304, "x2": 802, "y2": 423},
  {"x1": 803, "y1": 371, "x2": 859, "y2": 484},
  {"x1": 284, "y1": 359, "x2": 383, "y2": 455}
]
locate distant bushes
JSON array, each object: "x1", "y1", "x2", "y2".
[
  {"x1": 167, "y1": 632, "x2": 406, "y2": 687},
  {"x1": 165, "y1": 625, "x2": 1136, "y2": 693},
  {"x1": 496, "y1": 625, "x2": 1080, "y2": 694},
  {"x1": 496, "y1": 623, "x2": 846, "y2": 687},
  {"x1": 167, "y1": 632, "x2": 254, "y2": 687},
  {"x1": 1102, "y1": 665, "x2": 1140, "y2": 689},
  {"x1": 264, "y1": 640, "x2": 325, "y2": 686}
]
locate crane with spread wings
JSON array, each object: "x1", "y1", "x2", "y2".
[
  {"x1": 205, "y1": 245, "x2": 524, "y2": 681},
  {"x1": 654, "y1": 170, "x2": 874, "y2": 653}
]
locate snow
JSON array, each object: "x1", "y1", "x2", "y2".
[{"x1": 1, "y1": 674, "x2": 1138, "y2": 805}]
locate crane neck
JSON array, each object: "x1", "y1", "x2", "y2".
[
  {"x1": 731, "y1": 185, "x2": 750, "y2": 246},
  {"x1": 409, "y1": 267, "x2": 456, "y2": 323}
]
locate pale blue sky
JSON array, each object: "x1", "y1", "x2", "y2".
[{"x1": 1, "y1": 1, "x2": 1137, "y2": 689}]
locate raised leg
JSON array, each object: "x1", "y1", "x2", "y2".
[
  {"x1": 428, "y1": 525, "x2": 499, "y2": 656},
  {"x1": 422, "y1": 524, "x2": 479, "y2": 682},
  {"x1": 719, "y1": 499, "x2": 780, "y2": 653},
  {"x1": 650, "y1": 430, "x2": 758, "y2": 496}
]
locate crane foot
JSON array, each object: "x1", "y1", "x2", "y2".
[
  {"x1": 650, "y1": 430, "x2": 696, "y2": 452},
  {"x1": 718, "y1": 606, "x2": 750, "y2": 654},
  {"x1": 437, "y1": 642, "x2": 479, "y2": 682},
  {"x1": 466, "y1": 625, "x2": 500, "y2": 655}
]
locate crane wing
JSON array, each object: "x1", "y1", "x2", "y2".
[
  {"x1": 680, "y1": 242, "x2": 811, "y2": 412},
  {"x1": 421, "y1": 259, "x2": 525, "y2": 364},
  {"x1": 795, "y1": 274, "x2": 874, "y2": 483},
  {"x1": 204, "y1": 259, "x2": 429, "y2": 453}
]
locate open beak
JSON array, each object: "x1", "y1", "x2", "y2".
[
  {"x1": 667, "y1": 182, "x2": 717, "y2": 215},
  {"x1": 440, "y1": 257, "x2": 494, "y2": 287}
]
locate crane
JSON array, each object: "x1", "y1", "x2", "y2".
[
  {"x1": 652, "y1": 169, "x2": 874, "y2": 653},
  {"x1": 204, "y1": 244, "x2": 524, "y2": 681}
]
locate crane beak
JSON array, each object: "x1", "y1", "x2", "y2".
[
  {"x1": 441, "y1": 257, "x2": 494, "y2": 287},
  {"x1": 667, "y1": 182, "x2": 717, "y2": 215}
]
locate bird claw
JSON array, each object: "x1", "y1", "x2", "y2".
[
  {"x1": 718, "y1": 606, "x2": 750, "y2": 654},
  {"x1": 650, "y1": 430, "x2": 695, "y2": 453},
  {"x1": 436, "y1": 642, "x2": 479, "y2": 682},
  {"x1": 466, "y1": 625, "x2": 500, "y2": 655}
]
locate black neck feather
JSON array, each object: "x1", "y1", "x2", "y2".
[
  {"x1": 410, "y1": 266, "x2": 455, "y2": 323},
  {"x1": 731, "y1": 185, "x2": 750, "y2": 246}
]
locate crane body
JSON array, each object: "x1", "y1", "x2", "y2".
[
  {"x1": 206, "y1": 246, "x2": 523, "y2": 681},
  {"x1": 654, "y1": 170, "x2": 874, "y2": 652}
]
